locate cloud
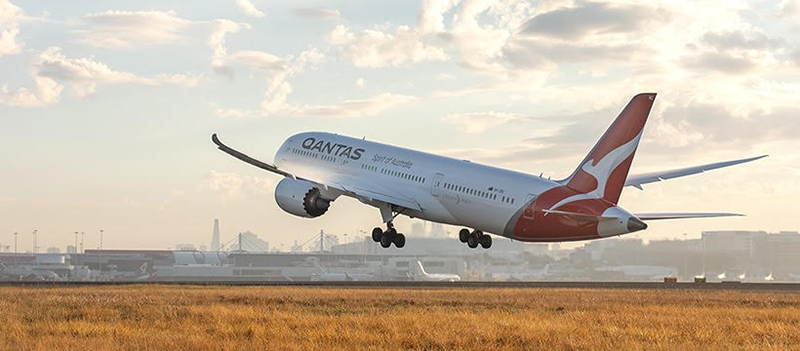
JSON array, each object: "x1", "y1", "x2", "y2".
[
  {"x1": 443, "y1": 111, "x2": 533, "y2": 133},
  {"x1": 293, "y1": 7, "x2": 340, "y2": 20},
  {"x1": 701, "y1": 30, "x2": 784, "y2": 51},
  {"x1": 680, "y1": 52, "x2": 760, "y2": 74},
  {"x1": 257, "y1": 48, "x2": 324, "y2": 114},
  {"x1": 213, "y1": 107, "x2": 258, "y2": 118},
  {"x1": 503, "y1": 39, "x2": 636, "y2": 67},
  {"x1": 436, "y1": 73, "x2": 456, "y2": 80},
  {"x1": 780, "y1": 0, "x2": 800, "y2": 17},
  {"x1": 0, "y1": 77, "x2": 62, "y2": 107},
  {"x1": 329, "y1": 24, "x2": 447, "y2": 67},
  {"x1": 228, "y1": 50, "x2": 287, "y2": 72},
  {"x1": 519, "y1": 2, "x2": 658, "y2": 40},
  {"x1": 0, "y1": 47, "x2": 202, "y2": 106},
  {"x1": 72, "y1": 10, "x2": 192, "y2": 48},
  {"x1": 657, "y1": 102, "x2": 800, "y2": 150},
  {"x1": 155, "y1": 73, "x2": 203, "y2": 88},
  {"x1": 294, "y1": 93, "x2": 417, "y2": 118},
  {"x1": 0, "y1": 0, "x2": 24, "y2": 56},
  {"x1": 235, "y1": 0, "x2": 266, "y2": 18},
  {"x1": 212, "y1": 46, "x2": 415, "y2": 119},
  {"x1": 208, "y1": 19, "x2": 251, "y2": 77},
  {"x1": 34, "y1": 47, "x2": 154, "y2": 85},
  {"x1": 206, "y1": 170, "x2": 275, "y2": 198},
  {"x1": 418, "y1": 0, "x2": 458, "y2": 34}
]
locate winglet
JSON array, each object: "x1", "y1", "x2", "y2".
[{"x1": 212, "y1": 133, "x2": 221, "y2": 147}]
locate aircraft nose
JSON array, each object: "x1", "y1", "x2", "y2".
[{"x1": 627, "y1": 217, "x2": 648, "y2": 232}]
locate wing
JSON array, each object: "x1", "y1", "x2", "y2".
[
  {"x1": 625, "y1": 155, "x2": 767, "y2": 190},
  {"x1": 634, "y1": 212, "x2": 744, "y2": 220},
  {"x1": 212, "y1": 134, "x2": 421, "y2": 211},
  {"x1": 212, "y1": 134, "x2": 293, "y2": 177},
  {"x1": 331, "y1": 176, "x2": 422, "y2": 211}
]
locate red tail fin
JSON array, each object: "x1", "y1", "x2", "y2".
[{"x1": 564, "y1": 93, "x2": 656, "y2": 204}]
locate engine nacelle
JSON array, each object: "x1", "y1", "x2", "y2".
[{"x1": 274, "y1": 178, "x2": 335, "y2": 218}]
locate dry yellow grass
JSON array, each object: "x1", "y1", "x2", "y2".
[{"x1": 0, "y1": 285, "x2": 798, "y2": 350}]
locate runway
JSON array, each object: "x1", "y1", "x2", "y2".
[{"x1": 2, "y1": 280, "x2": 800, "y2": 291}]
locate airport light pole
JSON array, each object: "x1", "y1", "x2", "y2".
[
  {"x1": 32, "y1": 229, "x2": 37, "y2": 253},
  {"x1": 74, "y1": 231, "x2": 78, "y2": 254},
  {"x1": 100, "y1": 229, "x2": 103, "y2": 250},
  {"x1": 80, "y1": 232, "x2": 84, "y2": 253}
]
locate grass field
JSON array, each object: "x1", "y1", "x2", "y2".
[{"x1": 0, "y1": 285, "x2": 798, "y2": 350}]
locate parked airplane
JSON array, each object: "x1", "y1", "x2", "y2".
[
  {"x1": 213, "y1": 93, "x2": 765, "y2": 250},
  {"x1": 109, "y1": 262, "x2": 153, "y2": 282},
  {"x1": 0, "y1": 263, "x2": 63, "y2": 281},
  {"x1": 409, "y1": 261, "x2": 461, "y2": 282},
  {"x1": 506, "y1": 264, "x2": 551, "y2": 282},
  {"x1": 309, "y1": 259, "x2": 376, "y2": 281}
]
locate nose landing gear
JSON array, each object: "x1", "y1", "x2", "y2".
[{"x1": 459, "y1": 228, "x2": 491, "y2": 249}]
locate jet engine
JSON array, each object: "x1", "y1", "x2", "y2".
[{"x1": 274, "y1": 178, "x2": 335, "y2": 218}]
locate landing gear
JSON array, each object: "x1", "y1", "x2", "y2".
[
  {"x1": 479, "y1": 234, "x2": 492, "y2": 249},
  {"x1": 467, "y1": 234, "x2": 479, "y2": 248},
  {"x1": 372, "y1": 227, "x2": 383, "y2": 243},
  {"x1": 460, "y1": 229, "x2": 492, "y2": 249},
  {"x1": 459, "y1": 228, "x2": 470, "y2": 243},
  {"x1": 373, "y1": 224, "x2": 406, "y2": 249}
]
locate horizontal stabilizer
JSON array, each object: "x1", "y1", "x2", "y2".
[
  {"x1": 625, "y1": 155, "x2": 767, "y2": 189},
  {"x1": 634, "y1": 212, "x2": 744, "y2": 221},
  {"x1": 542, "y1": 209, "x2": 617, "y2": 223}
]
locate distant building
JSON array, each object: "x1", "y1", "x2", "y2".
[
  {"x1": 46, "y1": 247, "x2": 61, "y2": 254},
  {"x1": 66, "y1": 245, "x2": 77, "y2": 254},
  {"x1": 702, "y1": 230, "x2": 765, "y2": 257},
  {"x1": 211, "y1": 219, "x2": 220, "y2": 251},
  {"x1": 429, "y1": 223, "x2": 447, "y2": 238},
  {"x1": 175, "y1": 243, "x2": 196, "y2": 251}
]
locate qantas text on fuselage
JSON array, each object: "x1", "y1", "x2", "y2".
[{"x1": 213, "y1": 93, "x2": 765, "y2": 250}]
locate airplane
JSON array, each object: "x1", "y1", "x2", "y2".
[
  {"x1": 409, "y1": 260, "x2": 461, "y2": 282},
  {"x1": 0, "y1": 262, "x2": 63, "y2": 281},
  {"x1": 506, "y1": 264, "x2": 551, "y2": 281},
  {"x1": 309, "y1": 259, "x2": 376, "y2": 281},
  {"x1": 213, "y1": 93, "x2": 765, "y2": 250},
  {"x1": 109, "y1": 262, "x2": 154, "y2": 282}
]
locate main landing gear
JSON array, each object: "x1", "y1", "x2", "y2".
[
  {"x1": 372, "y1": 223, "x2": 406, "y2": 248},
  {"x1": 372, "y1": 203, "x2": 406, "y2": 249},
  {"x1": 459, "y1": 228, "x2": 492, "y2": 249}
]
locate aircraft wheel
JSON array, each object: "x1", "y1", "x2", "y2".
[
  {"x1": 480, "y1": 234, "x2": 492, "y2": 249},
  {"x1": 380, "y1": 234, "x2": 392, "y2": 248},
  {"x1": 459, "y1": 228, "x2": 470, "y2": 243},
  {"x1": 394, "y1": 233, "x2": 406, "y2": 248},
  {"x1": 467, "y1": 234, "x2": 479, "y2": 249},
  {"x1": 372, "y1": 227, "x2": 383, "y2": 242}
]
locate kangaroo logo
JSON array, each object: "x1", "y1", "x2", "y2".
[{"x1": 548, "y1": 130, "x2": 643, "y2": 211}]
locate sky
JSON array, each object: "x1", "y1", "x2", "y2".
[{"x1": 1, "y1": 0, "x2": 799, "y2": 252}]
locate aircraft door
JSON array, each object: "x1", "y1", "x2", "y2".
[{"x1": 430, "y1": 173, "x2": 444, "y2": 197}]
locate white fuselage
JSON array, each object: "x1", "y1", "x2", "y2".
[{"x1": 274, "y1": 132, "x2": 559, "y2": 238}]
